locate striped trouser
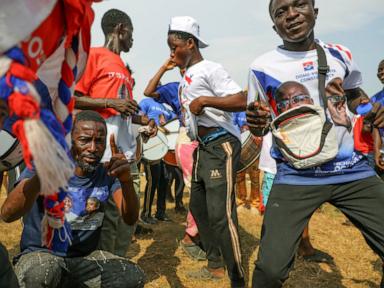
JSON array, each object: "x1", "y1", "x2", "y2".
[{"x1": 189, "y1": 133, "x2": 245, "y2": 286}]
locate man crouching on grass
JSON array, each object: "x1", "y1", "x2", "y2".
[{"x1": 0, "y1": 110, "x2": 145, "y2": 288}]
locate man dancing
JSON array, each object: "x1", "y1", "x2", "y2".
[{"x1": 246, "y1": 1, "x2": 384, "y2": 286}]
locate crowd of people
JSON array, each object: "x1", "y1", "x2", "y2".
[{"x1": 1, "y1": 0, "x2": 384, "y2": 287}]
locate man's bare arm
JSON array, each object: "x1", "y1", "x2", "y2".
[
  {"x1": 74, "y1": 91, "x2": 139, "y2": 116},
  {"x1": 1, "y1": 175, "x2": 40, "y2": 223}
]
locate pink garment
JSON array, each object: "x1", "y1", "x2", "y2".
[
  {"x1": 186, "y1": 211, "x2": 199, "y2": 237},
  {"x1": 175, "y1": 127, "x2": 198, "y2": 190},
  {"x1": 175, "y1": 128, "x2": 199, "y2": 237}
]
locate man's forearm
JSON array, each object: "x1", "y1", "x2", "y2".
[
  {"x1": 143, "y1": 66, "x2": 167, "y2": 98},
  {"x1": 74, "y1": 95, "x2": 109, "y2": 110},
  {"x1": 120, "y1": 180, "x2": 139, "y2": 225},
  {"x1": 373, "y1": 128, "x2": 382, "y2": 155},
  {"x1": 201, "y1": 92, "x2": 247, "y2": 112},
  {"x1": 0, "y1": 176, "x2": 40, "y2": 223}
]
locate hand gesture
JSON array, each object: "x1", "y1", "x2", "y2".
[
  {"x1": 147, "y1": 119, "x2": 158, "y2": 138},
  {"x1": 108, "y1": 99, "x2": 139, "y2": 117},
  {"x1": 189, "y1": 97, "x2": 205, "y2": 115},
  {"x1": 163, "y1": 58, "x2": 176, "y2": 71},
  {"x1": 246, "y1": 101, "x2": 272, "y2": 136},
  {"x1": 105, "y1": 134, "x2": 131, "y2": 183}
]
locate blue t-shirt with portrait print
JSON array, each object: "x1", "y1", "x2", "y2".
[
  {"x1": 15, "y1": 165, "x2": 121, "y2": 259},
  {"x1": 139, "y1": 97, "x2": 176, "y2": 125}
]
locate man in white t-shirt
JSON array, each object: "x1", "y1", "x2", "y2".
[
  {"x1": 246, "y1": 0, "x2": 384, "y2": 287},
  {"x1": 167, "y1": 16, "x2": 247, "y2": 287}
]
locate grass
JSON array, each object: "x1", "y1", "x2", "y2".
[{"x1": 0, "y1": 179, "x2": 382, "y2": 287}]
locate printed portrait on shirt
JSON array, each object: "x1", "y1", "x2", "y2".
[{"x1": 325, "y1": 77, "x2": 352, "y2": 132}]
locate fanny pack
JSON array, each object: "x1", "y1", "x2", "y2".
[{"x1": 270, "y1": 43, "x2": 339, "y2": 169}]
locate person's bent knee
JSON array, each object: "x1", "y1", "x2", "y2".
[
  {"x1": 118, "y1": 262, "x2": 146, "y2": 288},
  {"x1": 15, "y1": 252, "x2": 63, "y2": 288},
  {"x1": 252, "y1": 262, "x2": 287, "y2": 288}
]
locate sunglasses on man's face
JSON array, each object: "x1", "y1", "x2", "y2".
[
  {"x1": 276, "y1": 94, "x2": 312, "y2": 111},
  {"x1": 327, "y1": 95, "x2": 346, "y2": 103}
]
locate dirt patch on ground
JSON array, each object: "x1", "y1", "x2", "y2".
[{"x1": 0, "y1": 183, "x2": 381, "y2": 287}]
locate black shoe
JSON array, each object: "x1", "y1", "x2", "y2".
[
  {"x1": 175, "y1": 206, "x2": 187, "y2": 214},
  {"x1": 155, "y1": 214, "x2": 171, "y2": 222},
  {"x1": 135, "y1": 224, "x2": 154, "y2": 235},
  {"x1": 140, "y1": 215, "x2": 157, "y2": 225}
]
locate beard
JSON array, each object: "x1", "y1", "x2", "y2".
[{"x1": 75, "y1": 154, "x2": 102, "y2": 174}]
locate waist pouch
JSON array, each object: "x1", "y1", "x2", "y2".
[{"x1": 270, "y1": 104, "x2": 338, "y2": 169}]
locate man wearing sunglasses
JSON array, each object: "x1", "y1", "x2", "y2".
[{"x1": 246, "y1": 0, "x2": 384, "y2": 287}]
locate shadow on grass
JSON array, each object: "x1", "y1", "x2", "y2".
[
  {"x1": 238, "y1": 224, "x2": 260, "y2": 287},
  {"x1": 136, "y1": 211, "x2": 186, "y2": 288}
]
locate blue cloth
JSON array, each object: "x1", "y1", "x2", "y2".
[
  {"x1": 262, "y1": 172, "x2": 275, "y2": 207},
  {"x1": 155, "y1": 82, "x2": 183, "y2": 124},
  {"x1": 139, "y1": 97, "x2": 176, "y2": 125},
  {"x1": 200, "y1": 127, "x2": 228, "y2": 144},
  {"x1": 371, "y1": 89, "x2": 384, "y2": 105},
  {"x1": 17, "y1": 166, "x2": 121, "y2": 258},
  {"x1": 232, "y1": 112, "x2": 247, "y2": 130},
  {"x1": 371, "y1": 89, "x2": 384, "y2": 136}
]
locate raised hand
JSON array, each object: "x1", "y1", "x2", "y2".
[
  {"x1": 246, "y1": 101, "x2": 272, "y2": 136},
  {"x1": 163, "y1": 58, "x2": 177, "y2": 71},
  {"x1": 189, "y1": 97, "x2": 205, "y2": 115},
  {"x1": 105, "y1": 134, "x2": 131, "y2": 183}
]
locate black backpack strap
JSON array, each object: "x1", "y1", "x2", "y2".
[{"x1": 315, "y1": 42, "x2": 329, "y2": 116}]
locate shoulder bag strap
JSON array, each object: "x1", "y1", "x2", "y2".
[{"x1": 315, "y1": 42, "x2": 330, "y2": 115}]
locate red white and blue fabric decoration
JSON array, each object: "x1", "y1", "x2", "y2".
[{"x1": 0, "y1": 0, "x2": 94, "y2": 252}]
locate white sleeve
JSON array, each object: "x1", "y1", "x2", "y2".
[
  {"x1": 209, "y1": 65, "x2": 242, "y2": 97},
  {"x1": 337, "y1": 45, "x2": 363, "y2": 90}
]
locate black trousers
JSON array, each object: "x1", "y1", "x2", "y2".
[
  {"x1": 0, "y1": 243, "x2": 18, "y2": 288},
  {"x1": 165, "y1": 164, "x2": 185, "y2": 208},
  {"x1": 190, "y1": 134, "x2": 245, "y2": 287},
  {"x1": 252, "y1": 176, "x2": 384, "y2": 288},
  {"x1": 141, "y1": 161, "x2": 167, "y2": 218}
]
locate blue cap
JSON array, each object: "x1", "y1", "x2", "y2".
[{"x1": 356, "y1": 103, "x2": 373, "y2": 116}]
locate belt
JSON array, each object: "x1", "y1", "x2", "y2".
[
  {"x1": 199, "y1": 127, "x2": 228, "y2": 145},
  {"x1": 198, "y1": 126, "x2": 221, "y2": 138}
]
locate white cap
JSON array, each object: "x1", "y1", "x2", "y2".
[{"x1": 169, "y1": 16, "x2": 209, "y2": 48}]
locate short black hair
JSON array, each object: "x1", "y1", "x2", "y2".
[
  {"x1": 168, "y1": 30, "x2": 199, "y2": 47},
  {"x1": 379, "y1": 59, "x2": 384, "y2": 67},
  {"x1": 73, "y1": 110, "x2": 106, "y2": 132},
  {"x1": 101, "y1": 9, "x2": 132, "y2": 36},
  {"x1": 269, "y1": 0, "x2": 315, "y2": 18}
]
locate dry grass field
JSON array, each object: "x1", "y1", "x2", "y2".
[{"x1": 0, "y1": 179, "x2": 382, "y2": 288}]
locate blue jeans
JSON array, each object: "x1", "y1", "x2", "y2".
[{"x1": 15, "y1": 250, "x2": 145, "y2": 288}]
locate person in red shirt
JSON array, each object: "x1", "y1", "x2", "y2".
[{"x1": 74, "y1": 9, "x2": 156, "y2": 257}]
